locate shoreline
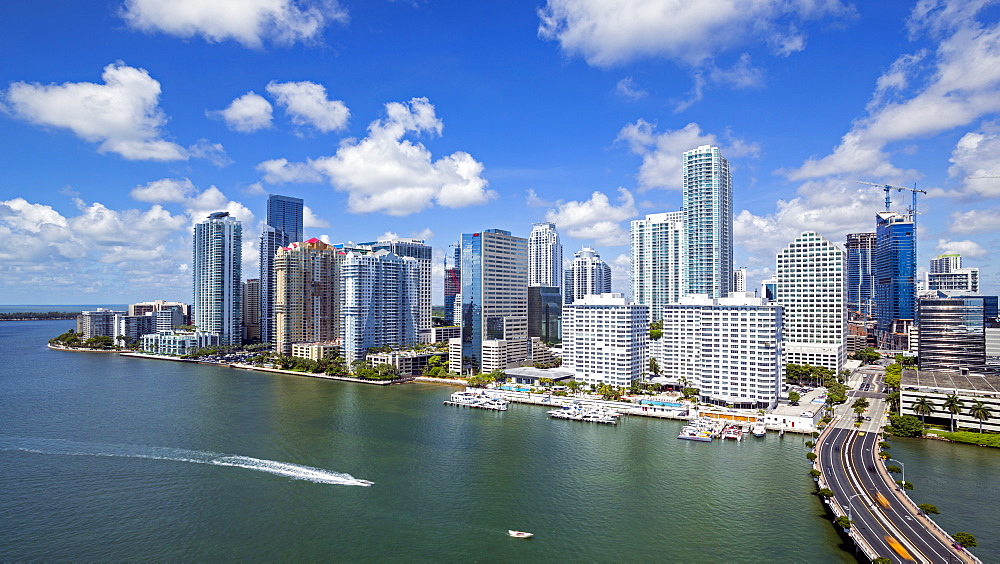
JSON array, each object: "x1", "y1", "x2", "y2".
[{"x1": 47, "y1": 343, "x2": 123, "y2": 354}]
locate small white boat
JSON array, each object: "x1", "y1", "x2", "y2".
[
  {"x1": 508, "y1": 530, "x2": 534, "y2": 539},
  {"x1": 752, "y1": 422, "x2": 766, "y2": 437}
]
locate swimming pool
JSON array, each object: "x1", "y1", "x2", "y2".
[{"x1": 638, "y1": 399, "x2": 684, "y2": 407}]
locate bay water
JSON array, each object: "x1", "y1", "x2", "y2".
[{"x1": 1, "y1": 318, "x2": 995, "y2": 561}]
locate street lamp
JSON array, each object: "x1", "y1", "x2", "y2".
[
  {"x1": 847, "y1": 493, "x2": 864, "y2": 522},
  {"x1": 887, "y1": 457, "x2": 905, "y2": 485}
]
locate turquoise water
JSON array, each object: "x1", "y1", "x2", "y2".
[
  {"x1": 2, "y1": 319, "x2": 995, "y2": 561},
  {"x1": 638, "y1": 399, "x2": 684, "y2": 407}
]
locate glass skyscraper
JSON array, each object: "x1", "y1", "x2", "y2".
[
  {"x1": 875, "y1": 211, "x2": 916, "y2": 333},
  {"x1": 443, "y1": 244, "x2": 460, "y2": 326},
  {"x1": 846, "y1": 232, "x2": 876, "y2": 319},
  {"x1": 193, "y1": 211, "x2": 242, "y2": 346},
  {"x1": 682, "y1": 145, "x2": 732, "y2": 298},
  {"x1": 259, "y1": 194, "x2": 304, "y2": 344}
]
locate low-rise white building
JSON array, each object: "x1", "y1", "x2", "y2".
[
  {"x1": 290, "y1": 341, "x2": 340, "y2": 361},
  {"x1": 658, "y1": 293, "x2": 784, "y2": 409},
  {"x1": 140, "y1": 331, "x2": 220, "y2": 356},
  {"x1": 562, "y1": 293, "x2": 648, "y2": 387}
]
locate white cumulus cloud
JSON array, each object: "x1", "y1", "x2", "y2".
[
  {"x1": 544, "y1": 188, "x2": 637, "y2": 246},
  {"x1": 936, "y1": 238, "x2": 989, "y2": 258},
  {"x1": 949, "y1": 208, "x2": 1000, "y2": 234},
  {"x1": 120, "y1": 0, "x2": 348, "y2": 48},
  {"x1": 209, "y1": 91, "x2": 273, "y2": 133},
  {"x1": 130, "y1": 178, "x2": 198, "y2": 203},
  {"x1": 266, "y1": 80, "x2": 349, "y2": 133}
]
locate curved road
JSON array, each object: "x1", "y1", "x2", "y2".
[{"x1": 817, "y1": 372, "x2": 971, "y2": 563}]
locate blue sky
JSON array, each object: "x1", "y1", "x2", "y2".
[{"x1": 2, "y1": 0, "x2": 1000, "y2": 305}]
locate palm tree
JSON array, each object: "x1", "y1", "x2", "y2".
[
  {"x1": 912, "y1": 396, "x2": 934, "y2": 425},
  {"x1": 942, "y1": 394, "x2": 965, "y2": 432},
  {"x1": 968, "y1": 400, "x2": 993, "y2": 433}
]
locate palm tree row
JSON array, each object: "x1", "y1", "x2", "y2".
[{"x1": 908, "y1": 394, "x2": 995, "y2": 432}]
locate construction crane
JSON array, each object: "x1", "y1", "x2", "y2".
[{"x1": 856, "y1": 180, "x2": 927, "y2": 224}]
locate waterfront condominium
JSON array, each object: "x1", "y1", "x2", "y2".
[
  {"x1": 341, "y1": 249, "x2": 420, "y2": 366},
  {"x1": 444, "y1": 244, "x2": 460, "y2": 326},
  {"x1": 659, "y1": 294, "x2": 783, "y2": 409},
  {"x1": 562, "y1": 293, "x2": 648, "y2": 387},
  {"x1": 845, "y1": 233, "x2": 876, "y2": 320},
  {"x1": 775, "y1": 231, "x2": 846, "y2": 371},
  {"x1": 563, "y1": 247, "x2": 611, "y2": 306},
  {"x1": 528, "y1": 222, "x2": 563, "y2": 290},
  {"x1": 926, "y1": 254, "x2": 979, "y2": 293},
  {"x1": 242, "y1": 279, "x2": 261, "y2": 342},
  {"x1": 259, "y1": 194, "x2": 304, "y2": 345},
  {"x1": 733, "y1": 267, "x2": 747, "y2": 293},
  {"x1": 874, "y1": 211, "x2": 916, "y2": 339},
  {"x1": 682, "y1": 145, "x2": 732, "y2": 298},
  {"x1": 370, "y1": 238, "x2": 433, "y2": 336},
  {"x1": 193, "y1": 211, "x2": 242, "y2": 345},
  {"x1": 452, "y1": 229, "x2": 529, "y2": 373},
  {"x1": 273, "y1": 238, "x2": 343, "y2": 355},
  {"x1": 917, "y1": 291, "x2": 986, "y2": 372},
  {"x1": 630, "y1": 211, "x2": 685, "y2": 321}
]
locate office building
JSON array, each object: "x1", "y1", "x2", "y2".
[
  {"x1": 930, "y1": 254, "x2": 962, "y2": 273},
  {"x1": 926, "y1": 254, "x2": 979, "y2": 293},
  {"x1": 659, "y1": 294, "x2": 783, "y2": 409},
  {"x1": 242, "y1": 278, "x2": 261, "y2": 342},
  {"x1": 564, "y1": 247, "x2": 611, "y2": 305},
  {"x1": 528, "y1": 222, "x2": 562, "y2": 289},
  {"x1": 341, "y1": 249, "x2": 420, "y2": 366},
  {"x1": 193, "y1": 211, "x2": 243, "y2": 346},
  {"x1": 273, "y1": 238, "x2": 342, "y2": 355},
  {"x1": 845, "y1": 233, "x2": 876, "y2": 320},
  {"x1": 562, "y1": 293, "x2": 647, "y2": 387},
  {"x1": 444, "y1": 245, "x2": 460, "y2": 326},
  {"x1": 761, "y1": 276, "x2": 777, "y2": 302},
  {"x1": 259, "y1": 194, "x2": 304, "y2": 344},
  {"x1": 775, "y1": 231, "x2": 846, "y2": 371},
  {"x1": 874, "y1": 211, "x2": 916, "y2": 340},
  {"x1": 682, "y1": 145, "x2": 733, "y2": 298},
  {"x1": 454, "y1": 229, "x2": 529, "y2": 373},
  {"x1": 917, "y1": 291, "x2": 986, "y2": 372},
  {"x1": 630, "y1": 211, "x2": 685, "y2": 320},
  {"x1": 733, "y1": 267, "x2": 747, "y2": 293},
  {"x1": 528, "y1": 285, "x2": 562, "y2": 345}
]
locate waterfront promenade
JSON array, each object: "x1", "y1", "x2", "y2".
[{"x1": 814, "y1": 372, "x2": 977, "y2": 563}]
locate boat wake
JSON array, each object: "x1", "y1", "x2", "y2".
[{"x1": 0, "y1": 436, "x2": 373, "y2": 486}]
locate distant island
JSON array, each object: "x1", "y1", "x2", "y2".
[{"x1": 0, "y1": 312, "x2": 79, "y2": 321}]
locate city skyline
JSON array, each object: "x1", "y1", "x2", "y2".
[{"x1": 2, "y1": 1, "x2": 1000, "y2": 304}]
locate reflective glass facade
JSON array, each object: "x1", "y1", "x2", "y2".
[{"x1": 875, "y1": 212, "x2": 916, "y2": 332}]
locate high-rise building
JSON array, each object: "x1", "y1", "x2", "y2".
[
  {"x1": 453, "y1": 229, "x2": 529, "y2": 373},
  {"x1": 259, "y1": 194, "x2": 304, "y2": 345},
  {"x1": 444, "y1": 245, "x2": 461, "y2": 326},
  {"x1": 76, "y1": 308, "x2": 127, "y2": 340},
  {"x1": 564, "y1": 247, "x2": 611, "y2": 305},
  {"x1": 630, "y1": 211, "x2": 685, "y2": 320},
  {"x1": 371, "y1": 238, "x2": 432, "y2": 333},
  {"x1": 733, "y1": 267, "x2": 747, "y2": 293},
  {"x1": 273, "y1": 239, "x2": 342, "y2": 355},
  {"x1": 193, "y1": 211, "x2": 242, "y2": 345},
  {"x1": 528, "y1": 222, "x2": 562, "y2": 289},
  {"x1": 527, "y1": 286, "x2": 561, "y2": 345},
  {"x1": 775, "y1": 231, "x2": 846, "y2": 371},
  {"x1": 659, "y1": 294, "x2": 783, "y2": 409},
  {"x1": 682, "y1": 145, "x2": 732, "y2": 298},
  {"x1": 341, "y1": 249, "x2": 420, "y2": 366},
  {"x1": 563, "y1": 293, "x2": 647, "y2": 387},
  {"x1": 926, "y1": 254, "x2": 979, "y2": 293},
  {"x1": 875, "y1": 211, "x2": 916, "y2": 338},
  {"x1": 846, "y1": 233, "x2": 876, "y2": 319},
  {"x1": 242, "y1": 279, "x2": 261, "y2": 342},
  {"x1": 918, "y1": 291, "x2": 986, "y2": 372}
]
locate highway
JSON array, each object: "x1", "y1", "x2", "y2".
[{"x1": 816, "y1": 369, "x2": 972, "y2": 563}]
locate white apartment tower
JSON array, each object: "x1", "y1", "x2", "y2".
[
  {"x1": 775, "y1": 231, "x2": 846, "y2": 371},
  {"x1": 926, "y1": 254, "x2": 979, "y2": 293},
  {"x1": 341, "y1": 250, "x2": 420, "y2": 366},
  {"x1": 193, "y1": 212, "x2": 242, "y2": 346},
  {"x1": 630, "y1": 211, "x2": 685, "y2": 321},
  {"x1": 683, "y1": 145, "x2": 733, "y2": 298},
  {"x1": 659, "y1": 294, "x2": 783, "y2": 409},
  {"x1": 528, "y1": 222, "x2": 562, "y2": 289},
  {"x1": 564, "y1": 247, "x2": 611, "y2": 305},
  {"x1": 273, "y1": 238, "x2": 343, "y2": 355},
  {"x1": 733, "y1": 267, "x2": 747, "y2": 293},
  {"x1": 563, "y1": 293, "x2": 648, "y2": 387},
  {"x1": 372, "y1": 238, "x2": 433, "y2": 333}
]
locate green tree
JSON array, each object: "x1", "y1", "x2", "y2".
[
  {"x1": 788, "y1": 390, "x2": 801, "y2": 404},
  {"x1": 815, "y1": 487, "x2": 833, "y2": 497},
  {"x1": 886, "y1": 465, "x2": 902, "y2": 474},
  {"x1": 538, "y1": 377, "x2": 554, "y2": 387},
  {"x1": 809, "y1": 469, "x2": 822, "y2": 478},
  {"x1": 952, "y1": 532, "x2": 977, "y2": 548},
  {"x1": 852, "y1": 397, "x2": 870, "y2": 421},
  {"x1": 917, "y1": 503, "x2": 939, "y2": 514},
  {"x1": 912, "y1": 396, "x2": 934, "y2": 424},
  {"x1": 806, "y1": 452, "x2": 818, "y2": 462},
  {"x1": 834, "y1": 515, "x2": 853, "y2": 529},
  {"x1": 566, "y1": 380, "x2": 582, "y2": 395},
  {"x1": 968, "y1": 399, "x2": 993, "y2": 433},
  {"x1": 649, "y1": 357, "x2": 661, "y2": 377},
  {"x1": 648, "y1": 320, "x2": 663, "y2": 340},
  {"x1": 883, "y1": 371, "x2": 900, "y2": 389},
  {"x1": 885, "y1": 414, "x2": 924, "y2": 437},
  {"x1": 872, "y1": 558, "x2": 892, "y2": 564},
  {"x1": 943, "y1": 394, "x2": 965, "y2": 432},
  {"x1": 886, "y1": 391, "x2": 901, "y2": 414},
  {"x1": 850, "y1": 347, "x2": 880, "y2": 363}
]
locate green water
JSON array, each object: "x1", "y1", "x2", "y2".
[{"x1": 2, "y1": 320, "x2": 993, "y2": 561}]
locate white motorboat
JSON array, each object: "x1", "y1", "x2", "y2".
[
  {"x1": 752, "y1": 422, "x2": 766, "y2": 437},
  {"x1": 508, "y1": 530, "x2": 534, "y2": 539}
]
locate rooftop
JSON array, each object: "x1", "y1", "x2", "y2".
[{"x1": 901, "y1": 368, "x2": 1000, "y2": 394}]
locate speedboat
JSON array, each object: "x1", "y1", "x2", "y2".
[
  {"x1": 752, "y1": 422, "x2": 766, "y2": 437},
  {"x1": 677, "y1": 425, "x2": 713, "y2": 441},
  {"x1": 508, "y1": 530, "x2": 534, "y2": 538}
]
